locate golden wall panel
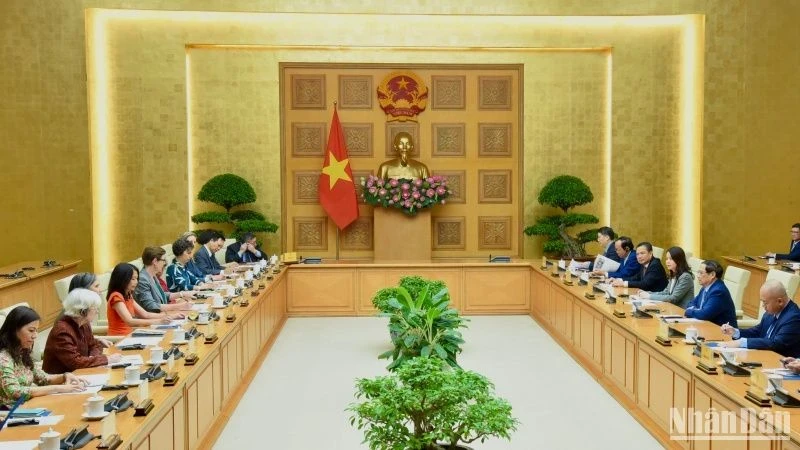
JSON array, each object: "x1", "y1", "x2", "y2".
[
  {"x1": 431, "y1": 76, "x2": 466, "y2": 110},
  {"x1": 341, "y1": 123, "x2": 373, "y2": 157},
  {"x1": 5, "y1": 2, "x2": 798, "y2": 271},
  {"x1": 337, "y1": 75, "x2": 372, "y2": 110},
  {"x1": 432, "y1": 123, "x2": 466, "y2": 157}
]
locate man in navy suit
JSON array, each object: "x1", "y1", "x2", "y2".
[
  {"x1": 767, "y1": 223, "x2": 800, "y2": 262},
  {"x1": 684, "y1": 260, "x2": 738, "y2": 327},
  {"x1": 611, "y1": 242, "x2": 668, "y2": 291},
  {"x1": 225, "y1": 232, "x2": 265, "y2": 264},
  {"x1": 720, "y1": 280, "x2": 800, "y2": 357},
  {"x1": 589, "y1": 226, "x2": 621, "y2": 271},
  {"x1": 593, "y1": 236, "x2": 641, "y2": 279},
  {"x1": 194, "y1": 230, "x2": 226, "y2": 276}
]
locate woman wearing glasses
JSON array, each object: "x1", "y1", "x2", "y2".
[{"x1": 42, "y1": 288, "x2": 122, "y2": 372}]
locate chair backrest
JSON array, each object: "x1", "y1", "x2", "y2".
[
  {"x1": 54, "y1": 274, "x2": 75, "y2": 304},
  {"x1": 128, "y1": 258, "x2": 144, "y2": 270},
  {"x1": 723, "y1": 266, "x2": 751, "y2": 313},
  {"x1": 766, "y1": 269, "x2": 800, "y2": 299},
  {"x1": 688, "y1": 257, "x2": 704, "y2": 296},
  {"x1": 96, "y1": 272, "x2": 112, "y2": 322},
  {"x1": 161, "y1": 243, "x2": 174, "y2": 262},
  {"x1": 652, "y1": 246, "x2": 664, "y2": 261},
  {"x1": 0, "y1": 302, "x2": 30, "y2": 330},
  {"x1": 0, "y1": 303, "x2": 48, "y2": 362},
  {"x1": 216, "y1": 238, "x2": 236, "y2": 265}
]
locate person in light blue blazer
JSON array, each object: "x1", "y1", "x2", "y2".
[
  {"x1": 593, "y1": 236, "x2": 640, "y2": 280},
  {"x1": 721, "y1": 280, "x2": 800, "y2": 357},
  {"x1": 638, "y1": 246, "x2": 695, "y2": 309},
  {"x1": 684, "y1": 260, "x2": 737, "y2": 327}
]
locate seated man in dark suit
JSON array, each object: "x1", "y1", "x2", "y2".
[
  {"x1": 225, "y1": 232, "x2": 265, "y2": 264},
  {"x1": 720, "y1": 280, "x2": 800, "y2": 356},
  {"x1": 610, "y1": 242, "x2": 668, "y2": 292},
  {"x1": 766, "y1": 223, "x2": 800, "y2": 262},
  {"x1": 684, "y1": 260, "x2": 738, "y2": 327},
  {"x1": 193, "y1": 230, "x2": 226, "y2": 277},
  {"x1": 593, "y1": 236, "x2": 641, "y2": 280},
  {"x1": 589, "y1": 226, "x2": 621, "y2": 271}
]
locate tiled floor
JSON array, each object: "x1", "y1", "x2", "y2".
[{"x1": 214, "y1": 316, "x2": 663, "y2": 449}]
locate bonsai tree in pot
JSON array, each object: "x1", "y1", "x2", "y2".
[
  {"x1": 376, "y1": 278, "x2": 467, "y2": 370},
  {"x1": 191, "y1": 173, "x2": 278, "y2": 240},
  {"x1": 524, "y1": 175, "x2": 599, "y2": 259},
  {"x1": 349, "y1": 356, "x2": 519, "y2": 450}
]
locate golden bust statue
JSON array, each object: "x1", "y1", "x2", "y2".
[{"x1": 377, "y1": 132, "x2": 430, "y2": 180}]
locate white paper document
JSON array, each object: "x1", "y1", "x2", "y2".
[
  {"x1": 116, "y1": 336, "x2": 164, "y2": 347},
  {"x1": 80, "y1": 373, "x2": 110, "y2": 387},
  {"x1": 116, "y1": 355, "x2": 144, "y2": 365},
  {"x1": 662, "y1": 318, "x2": 701, "y2": 323},
  {"x1": 132, "y1": 328, "x2": 165, "y2": 336},
  {"x1": 593, "y1": 255, "x2": 620, "y2": 272},
  {"x1": 0, "y1": 441, "x2": 39, "y2": 450},
  {"x1": 192, "y1": 303, "x2": 209, "y2": 312}
]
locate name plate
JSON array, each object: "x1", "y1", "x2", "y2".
[
  {"x1": 655, "y1": 321, "x2": 672, "y2": 346},
  {"x1": 696, "y1": 344, "x2": 718, "y2": 374}
]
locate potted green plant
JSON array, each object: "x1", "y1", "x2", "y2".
[
  {"x1": 349, "y1": 356, "x2": 519, "y2": 450},
  {"x1": 191, "y1": 173, "x2": 278, "y2": 240},
  {"x1": 376, "y1": 278, "x2": 467, "y2": 370},
  {"x1": 524, "y1": 174, "x2": 599, "y2": 259}
]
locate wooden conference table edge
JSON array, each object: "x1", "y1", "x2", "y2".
[
  {"x1": 0, "y1": 260, "x2": 81, "y2": 290},
  {"x1": 530, "y1": 264, "x2": 800, "y2": 447},
  {"x1": 1, "y1": 268, "x2": 288, "y2": 450}
]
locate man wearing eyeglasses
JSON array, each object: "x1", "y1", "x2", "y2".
[
  {"x1": 684, "y1": 260, "x2": 737, "y2": 327},
  {"x1": 719, "y1": 280, "x2": 800, "y2": 356},
  {"x1": 766, "y1": 223, "x2": 800, "y2": 262}
]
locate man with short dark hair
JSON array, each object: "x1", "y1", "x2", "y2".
[
  {"x1": 226, "y1": 232, "x2": 265, "y2": 263},
  {"x1": 611, "y1": 242, "x2": 668, "y2": 291},
  {"x1": 766, "y1": 223, "x2": 800, "y2": 262},
  {"x1": 721, "y1": 280, "x2": 800, "y2": 356},
  {"x1": 684, "y1": 260, "x2": 737, "y2": 326},
  {"x1": 194, "y1": 230, "x2": 225, "y2": 276}
]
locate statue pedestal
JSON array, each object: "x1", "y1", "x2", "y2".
[{"x1": 373, "y1": 208, "x2": 431, "y2": 261}]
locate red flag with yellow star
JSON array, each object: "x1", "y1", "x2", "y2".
[{"x1": 319, "y1": 107, "x2": 358, "y2": 230}]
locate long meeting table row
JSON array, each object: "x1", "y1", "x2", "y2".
[
  {"x1": 1, "y1": 268, "x2": 287, "y2": 450},
  {"x1": 530, "y1": 264, "x2": 800, "y2": 449}
]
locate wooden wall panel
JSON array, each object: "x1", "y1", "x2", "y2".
[{"x1": 282, "y1": 64, "x2": 522, "y2": 260}]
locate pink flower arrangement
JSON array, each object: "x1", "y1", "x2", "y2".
[{"x1": 361, "y1": 175, "x2": 450, "y2": 216}]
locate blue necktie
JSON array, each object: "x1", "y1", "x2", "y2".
[{"x1": 766, "y1": 317, "x2": 778, "y2": 339}]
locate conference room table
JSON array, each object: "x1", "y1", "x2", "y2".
[
  {"x1": 723, "y1": 256, "x2": 800, "y2": 319},
  {"x1": 0, "y1": 260, "x2": 80, "y2": 327},
  {"x1": 0, "y1": 267, "x2": 287, "y2": 450},
  {"x1": 530, "y1": 263, "x2": 800, "y2": 449}
]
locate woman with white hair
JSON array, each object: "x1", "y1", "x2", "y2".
[{"x1": 42, "y1": 288, "x2": 122, "y2": 373}]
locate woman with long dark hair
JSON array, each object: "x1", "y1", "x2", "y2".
[
  {"x1": 638, "y1": 246, "x2": 695, "y2": 308},
  {"x1": 0, "y1": 306, "x2": 87, "y2": 406},
  {"x1": 106, "y1": 263, "x2": 171, "y2": 336}
]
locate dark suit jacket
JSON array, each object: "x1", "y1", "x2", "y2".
[
  {"x1": 625, "y1": 258, "x2": 668, "y2": 291},
  {"x1": 740, "y1": 300, "x2": 800, "y2": 357},
  {"x1": 777, "y1": 241, "x2": 800, "y2": 262},
  {"x1": 225, "y1": 242, "x2": 265, "y2": 264},
  {"x1": 607, "y1": 252, "x2": 641, "y2": 279},
  {"x1": 194, "y1": 245, "x2": 223, "y2": 276},
  {"x1": 684, "y1": 279, "x2": 738, "y2": 327}
]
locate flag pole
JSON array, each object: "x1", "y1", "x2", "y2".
[{"x1": 334, "y1": 100, "x2": 341, "y2": 262}]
